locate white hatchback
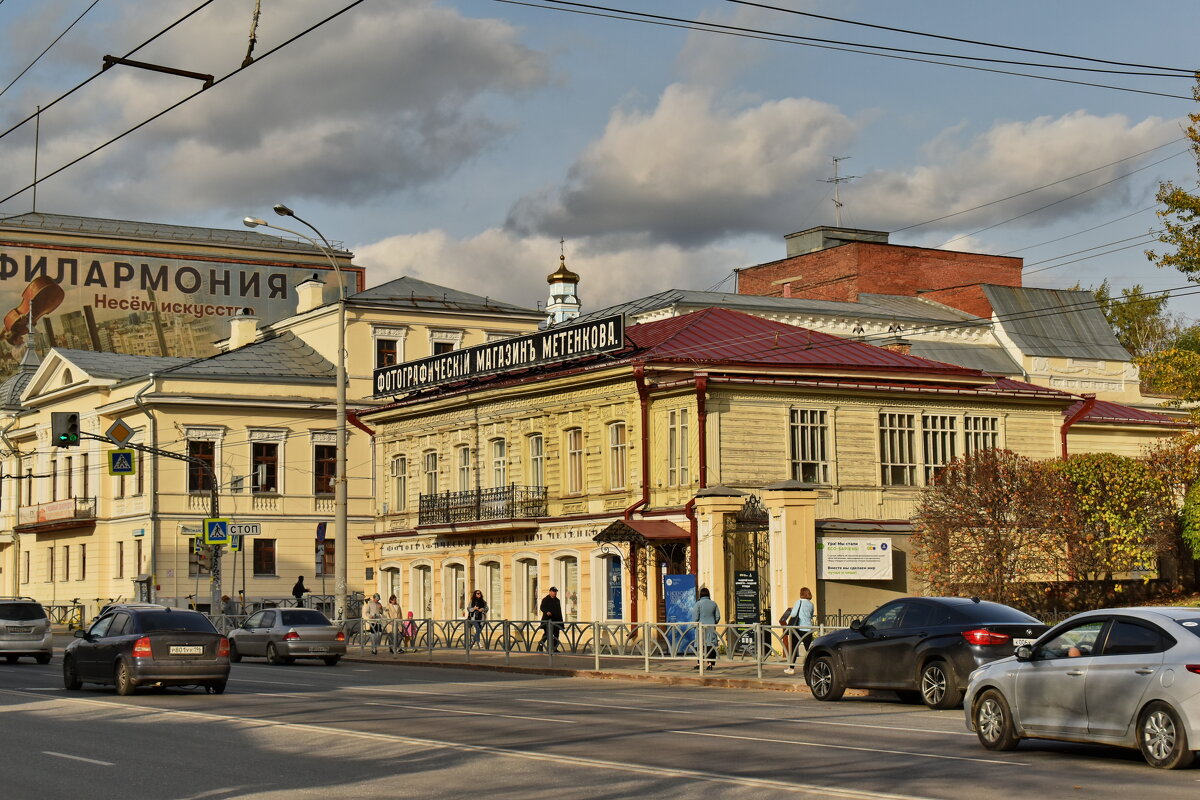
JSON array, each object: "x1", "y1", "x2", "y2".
[{"x1": 0, "y1": 597, "x2": 53, "y2": 664}]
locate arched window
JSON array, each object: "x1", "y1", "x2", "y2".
[
  {"x1": 554, "y1": 554, "x2": 580, "y2": 621},
  {"x1": 480, "y1": 560, "x2": 502, "y2": 617},
  {"x1": 445, "y1": 562, "x2": 467, "y2": 618},
  {"x1": 516, "y1": 557, "x2": 539, "y2": 619},
  {"x1": 412, "y1": 564, "x2": 433, "y2": 617}
]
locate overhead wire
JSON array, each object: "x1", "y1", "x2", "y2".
[
  {"x1": 1001, "y1": 206, "x2": 1159, "y2": 256},
  {"x1": 0, "y1": 0, "x2": 103, "y2": 100}
]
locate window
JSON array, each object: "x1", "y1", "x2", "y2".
[
  {"x1": 78, "y1": 544, "x2": 86, "y2": 580},
  {"x1": 253, "y1": 539, "x2": 277, "y2": 576},
  {"x1": 879, "y1": 412, "x2": 917, "y2": 486},
  {"x1": 188, "y1": 440, "x2": 215, "y2": 492},
  {"x1": 47, "y1": 546, "x2": 55, "y2": 582},
  {"x1": 668, "y1": 409, "x2": 690, "y2": 486},
  {"x1": 316, "y1": 538, "x2": 334, "y2": 577},
  {"x1": 63, "y1": 546, "x2": 70, "y2": 582},
  {"x1": 22, "y1": 551, "x2": 30, "y2": 584},
  {"x1": 65, "y1": 456, "x2": 73, "y2": 499},
  {"x1": 116, "y1": 541, "x2": 125, "y2": 580},
  {"x1": 565, "y1": 428, "x2": 583, "y2": 494},
  {"x1": 390, "y1": 456, "x2": 407, "y2": 511},
  {"x1": 922, "y1": 414, "x2": 958, "y2": 484},
  {"x1": 252, "y1": 443, "x2": 279, "y2": 493},
  {"x1": 490, "y1": 439, "x2": 506, "y2": 488},
  {"x1": 1038, "y1": 620, "x2": 1105, "y2": 659},
  {"x1": 80, "y1": 453, "x2": 89, "y2": 498},
  {"x1": 423, "y1": 451, "x2": 439, "y2": 495},
  {"x1": 433, "y1": 341, "x2": 455, "y2": 355},
  {"x1": 481, "y1": 561, "x2": 502, "y2": 617},
  {"x1": 1103, "y1": 620, "x2": 1172, "y2": 656},
  {"x1": 964, "y1": 416, "x2": 1000, "y2": 455},
  {"x1": 135, "y1": 451, "x2": 144, "y2": 496},
  {"x1": 413, "y1": 565, "x2": 433, "y2": 617},
  {"x1": 608, "y1": 423, "x2": 627, "y2": 490},
  {"x1": 313, "y1": 444, "x2": 336, "y2": 495},
  {"x1": 789, "y1": 409, "x2": 829, "y2": 483},
  {"x1": 135, "y1": 539, "x2": 143, "y2": 575},
  {"x1": 863, "y1": 601, "x2": 908, "y2": 631},
  {"x1": 50, "y1": 460, "x2": 57, "y2": 501},
  {"x1": 517, "y1": 558, "x2": 539, "y2": 618},
  {"x1": 528, "y1": 434, "x2": 544, "y2": 487},
  {"x1": 376, "y1": 337, "x2": 398, "y2": 368},
  {"x1": 456, "y1": 445, "x2": 472, "y2": 491}
]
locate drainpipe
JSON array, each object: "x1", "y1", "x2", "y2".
[
  {"x1": 347, "y1": 409, "x2": 375, "y2": 436},
  {"x1": 695, "y1": 373, "x2": 708, "y2": 490},
  {"x1": 1060, "y1": 394, "x2": 1096, "y2": 460},
  {"x1": 623, "y1": 365, "x2": 651, "y2": 521},
  {"x1": 134, "y1": 375, "x2": 158, "y2": 601}
]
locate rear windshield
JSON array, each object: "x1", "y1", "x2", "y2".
[
  {"x1": 1177, "y1": 618, "x2": 1200, "y2": 638},
  {"x1": 281, "y1": 610, "x2": 332, "y2": 626},
  {"x1": 952, "y1": 601, "x2": 1041, "y2": 624},
  {"x1": 137, "y1": 611, "x2": 217, "y2": 634},
  {"x1": 0, "y1": 602, "x2": 46, "y2": 621}
]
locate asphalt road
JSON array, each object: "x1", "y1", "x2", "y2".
[{"x1": 1, "y1": 656, "x2": 1197, "y2": 800}]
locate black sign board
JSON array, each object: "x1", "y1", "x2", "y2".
[
  {"x1": 733, "y1": 570, "x2": 760, "y2": 624},
  {"x1": 373, "y1": 314, "x2": 625, "y2": 396}
]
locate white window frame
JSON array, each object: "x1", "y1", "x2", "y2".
[
  {"x1": 490, "y1": 438, "x2": 507, "y2": 488},
  {"x1": 668, "y1": 409, "x2": 690, "y2": 487},
  {"x1": 879, "y1": 412, "x2": 917, "y2": 487},
  {"x1": 565, "y1": 428, "x2": 583, "y2": 495},
  {"x1": 608, "y1": 422, "x2": 627, "y2": 490},
  {"x1": 456, "y1": 445, "x2": 472, "y2": 492},
  {"x1": 422, "y1": 451, "x2": 439, "y2": 496},
  {"x1": 921, "y1": 414, "x2": 958, "y2": 484},
  {"x1": 528, "y1": 434, "x2": 544, "y2": 487},
  {"x1": 390, "y1": 455, "x2": 407, "y2": 512},
  {"x1": 789, "y1": 409, "x2": 830, "y2": 484},
  {"x1": 964, "y1": 415, "x2": 1000, "y2": 455}
]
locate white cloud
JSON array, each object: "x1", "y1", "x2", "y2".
[{"x1": 354, "y1": 227, "x2": 746, "y2": 310}]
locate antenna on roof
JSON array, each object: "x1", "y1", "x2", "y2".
[{"x1": 820, "y1": 156, "x2": 858, "y2": 227}]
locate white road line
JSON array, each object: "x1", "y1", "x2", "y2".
[
  {"x1": 364, "y1": 701, "x2": 575, "y2": 724},
  {"x1": 0, "y1": 689, "x2": 931, "y2": 800},
  {"x1": 755, "y1": 715, "x2": 976, "y2": 737},
  {"x1": 43, "y1": 751, "x2": 114, "y2": 766},
  {"x1": 516, "y1": 697, "x2": 694, "y2": 714},
  {"x1": 229, "y1": 678, "x2": 316, "y2": 687},
  {"x1": 670, "y1": 730, "x2": 1027, "y2": 766}
]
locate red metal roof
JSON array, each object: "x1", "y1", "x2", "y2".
[{"x1": 1064, "y1": 398, "x2": 1190, "y2": 427}]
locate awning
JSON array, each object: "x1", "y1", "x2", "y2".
[{"x1": 595, "y1": 519, "x2": 690, "y2": 545}]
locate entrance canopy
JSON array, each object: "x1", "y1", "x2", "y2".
[{"x1": 595, "y1": 519, "x2": 689, "y2": 546}]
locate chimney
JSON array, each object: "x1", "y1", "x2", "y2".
[
  {"x1": 296, "y1": 273, "x2": 326, "y2": 314},
  {"x1": 881, "y1": 335, "x2": 912, "y2": 356},
  {"x1": 228, "y1": 308, "x2": 259, "y2": 349}
]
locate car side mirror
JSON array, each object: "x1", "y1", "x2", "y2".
[
  {"x1": 73, "y1": 629, "x2": 87, "y2": 639},
  {"x1": 1015, "y1": 645, "x2": 1033, "y2": 661},
  {"x1": 849, "y1": 619, "x2": 863, "y2": 631}
]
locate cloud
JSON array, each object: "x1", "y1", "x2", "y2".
[
  {"x1": 675, "y1": 5, "x2": 778, "y2": 87},
  {"x1": 354, "y1": 227, "x2": 746, "y2": 310},
  {"x1": 0, "y1": 1, "x2": 549, "y2": 215}
]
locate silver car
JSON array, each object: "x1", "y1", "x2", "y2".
[
  {"x1": 965, "y1": 607, "x2": 1200, "y2": 769},
  {"x1": 227, "y1": 608, "x2": 346, "y2": 666},
  {"x1": 0, "y1": 597, "x2": 53, "y2": 664}
]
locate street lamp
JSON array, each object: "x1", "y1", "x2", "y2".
[{"x1": 243, "y1": 211, "x2": 350, "y2": 621}]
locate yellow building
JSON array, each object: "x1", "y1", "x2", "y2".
[
  {"x1": 0, "y1": 248, "x2": 543, "y2": 618},
  {"x1": 359, "y1": 305, "x2": 1187, "y2": 623}
]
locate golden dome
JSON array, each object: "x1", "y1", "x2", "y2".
[{"x1": 547, "y1": 253, "x2": 579, "y2": 284}]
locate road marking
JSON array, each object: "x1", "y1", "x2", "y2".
[
  {"x1": 756, "y1": 715, "x2": 975, "y2": 737},
  {"x1": 43, "y1": 751, "x2": 114, "y2": 766},
  {"x1": 0, "y1": 689, "x2": 932, "y2": 799},
  {"x1": 230, "y1": 678, "x2": 316, "y2": 687},
  {"x1": 669, "y1": 730, "x2": 1027, "y2": 766},
  {"x1": 365, "y1": 701, "x2": 575, "y2": 724},
  {"x1": 516, "y1": 697, "x2": 694, "y2": 714}
]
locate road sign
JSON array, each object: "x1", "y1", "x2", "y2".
[
  {"x1": 203, "y1": 517, "x2": 230, "y2": 545},
  {"x1": 229, "y1": 535, "x2": 241, "y2": 552},
  {"x1": 108, "y1": 449, "x2": 136, "y2": 476},
  {"x1": 106, "y1": 418, "x2": 135, "y2": 445},
  {"x1": 228, "y1": 522, "x2": 261, "y2": 537},
  {"x1": 316, "y1": 521, "x2": 327, "y2": 542}
]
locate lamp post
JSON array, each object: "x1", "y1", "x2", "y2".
[{"x1": 243, "y1": 210, "x2": 350, "y2": 621}]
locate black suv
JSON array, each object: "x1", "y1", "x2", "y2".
[
  {"x1": 63, "y1": 604, "x2": 230, "y2": 695},
  {"x1": 804, "y1": 597, "x2": 1048, "y2": 709}
]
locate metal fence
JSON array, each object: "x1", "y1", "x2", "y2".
[{"x1": 45, "y1": 603, "x2": 84, "y2": 629}]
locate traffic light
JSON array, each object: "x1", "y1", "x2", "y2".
[{"x1": 51, "y1": 412, "x2": 80, "y2": 447}]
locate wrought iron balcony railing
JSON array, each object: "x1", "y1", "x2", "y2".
[{"x1": 419, "y1": 484, "x2": 548, "y2": 525}]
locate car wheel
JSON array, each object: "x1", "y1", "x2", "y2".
[
  {"x1": 973, "y1": 689, "x2": 1020, "y2": 751},
  {"x1": 35, "y1": 654, "x2": 51, "y2": 665},
  {"x1": 114, "y1": 660, "x2": 137, "y2": 696},
  {"x1": 207, "y1": 679, "x2": 228, "y2": 695},
  {"x1": 228, "y1": 640, "x2": 242, "y2": 664},
  {"x1": 63, "y1": 657, "x2": 82, "y2": 690},
  {"x1": 266, "y1": 643, "x2": 288, "y2": 666},
  {"x1": 4, "y1": 655, "x2": 18, "y2": 664},
  {"x1": 1138, "y1": 701, "x2": 1195, "y2": 769},
  {"x1": 920, "y1": 660, "x2": 964, "y2": 709},
  {"x1": 323, "y1": 656, "x2": 340, "y2": 666},
  {"x1": 806, "y1": 655, "x2": 845, "y2": 701}
]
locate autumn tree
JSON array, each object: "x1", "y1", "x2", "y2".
[
  {"x1": 1083, "y1": 280, "x2": 1181, "y2": 358},
  {"x1": 1147, "y1": 75, "x2": 1200, "y2": 280}
]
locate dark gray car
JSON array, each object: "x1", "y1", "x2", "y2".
[
  {"x1": 228, "y1": 608, "x2": 345, "y2": 666},
  {"x1": 0, "y1": 597, "x2": 52, "y2": 664},
  {"x1": 63, "y1": 604, "x2": 230, "y2": 694}
]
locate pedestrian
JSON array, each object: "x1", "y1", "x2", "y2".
[
  {"x1": 386, "y1": 594, "x2": 404, "y2": 653},
  {"x1": 468, "y1": 589, "x2": 488, "y2": 646},
  {"x1": 782, "y1": 587, "x2": 815, "y2": 675},
  {"x1": 291, "y1": 575, "x2": 309, "y2": 608},
  {"x1": 693, "y1": 587, "x2": 721, "y2": 671},
  {"x1": 538, "y1": 587, "x2": 563, "y2": 652},
  {"x1": 402, "y1": 610, "x2": 416, "y2": 650},
  {"x1": 363, "y1": 593, "x2": 385, "y2": 655}
]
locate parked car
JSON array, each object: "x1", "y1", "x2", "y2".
[
  {"x1": 227, "y1": 608, "x2": 346, "y2": 666},
  {"x1": 0, "y1": 597, "x2": 53, "y2": 664},
  {"x1": 965, "y1": 607, "x2": 1200, "y2": 769},
  {"x1": 63, "y1": 604, "x2": 230, "y2": 695},
  {"x1": 804, "y1": 596, "x2": 1047, "y2": 709}
]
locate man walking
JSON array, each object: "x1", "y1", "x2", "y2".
[
  {"x1": 693, "y1": 587, "x2": 720, "y2": 671},
  {"x1": 539, "y1": 587, "x2": 563, "y2": 652},
  {"x1": 291, "y1": 576, "x2": 309, "y2": 608}
]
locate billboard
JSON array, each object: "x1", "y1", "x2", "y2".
[
  {"x1": 817, "y1": 537, "x2": 894, "y2": 580},
  {"x1": 0, "y1": 243, "x2": 364, "y2": 383}
]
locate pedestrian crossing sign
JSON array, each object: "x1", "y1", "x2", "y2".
[
  {"x1": 229, "y1": 534, "x2": 241, "y2": 552},
  {"x1": 204, "y1": 518, "x2": 230, "y2": 545},
  {"x1": 108, "y1": 449, "x2": 136, "y2": 476}
]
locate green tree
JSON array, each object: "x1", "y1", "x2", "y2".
[
  {"x1": 1148, "y1": 75, "x2": 1200, "y2": 279},
  {"x1": 1081, "y1": 279, "x2": 1180, "y2": 358}
]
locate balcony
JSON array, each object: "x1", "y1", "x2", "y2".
[
  {"x1": 419, "y1": 485, "x2": 548, "y2": 526},
  {"x1": 16, "y1": 497, "x2": 98, "y2": 533}
]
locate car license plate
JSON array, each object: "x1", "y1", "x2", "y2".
[
  {"x1": 170, "y1": 645, "x2": 204, "y2": 656},
  {"x1": 7, "y1": 626, "x2": 32, "y2": 634},
  {"x1": 309, "y1": 646, "x2": 327, "y2": 653},
  {"x1": 1012, "y1": 638, "x2": 1036, "y2": 647}
]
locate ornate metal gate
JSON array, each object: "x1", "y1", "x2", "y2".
[{"x1": 724, "y1": 494, "x2": 771, "y2": 623}]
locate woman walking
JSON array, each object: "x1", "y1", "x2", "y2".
[
  {"x1": 782, "y1": 587, "x2": 815, "y2": 675},
  {"x1": 468, "y1": 589, "x2": 488, "y2": 646},
  {"x1": 386, "y1": 594, "x2": 404, "y2": 653}
]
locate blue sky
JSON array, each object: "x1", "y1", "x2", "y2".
[{"x1": 1, "y1": 0, "x2": 1198, "y2": 319}]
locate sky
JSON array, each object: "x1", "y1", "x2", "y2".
[{"x1": 0, "y1": 0, "x2": 1198, "y2": 321}]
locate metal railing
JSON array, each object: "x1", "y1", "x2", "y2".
[
  {"x1": 418, "y1": 484, "x2": 548, "y2": 525},
  {"x1": 45, "y1": 603, "x2": 84, "y2": 629}
]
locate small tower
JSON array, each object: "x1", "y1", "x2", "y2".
[{"x1": 545, "y1": 240, "x2": 581, "y2": 327}]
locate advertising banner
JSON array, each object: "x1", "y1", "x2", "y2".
[
  {"x1": 664, "y1": 573, "x2": 697, "y2": 655},
  {"x1": 817, "y1": 537, "x2": 894, "y2": 580},
  {"x1": 0, "y1": 242, "x2": 363, "y2": 382}
]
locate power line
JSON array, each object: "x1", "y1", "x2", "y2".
[
  {"x1": 497, "y1": 1, "x2": 1196, "y2": 100},
  {"x1": 720, "y1": 0, "x2": 1199, "y2": 74},
  {"x1": 1023, "y1": 238, "x2": 1161, "y2": 276},
  {"x1": 1021, "y1": 231, "x2": 1161, "y2": 270},
  {"x1": 1000, "y1": 206, "x2": 1158, "y2": 256},
  {"x1": 0, "y1": 0, "x2": 103, "y2": 101},
  {"x1": 0, "y1": 0, "x2": 368, "y2": 207}
]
